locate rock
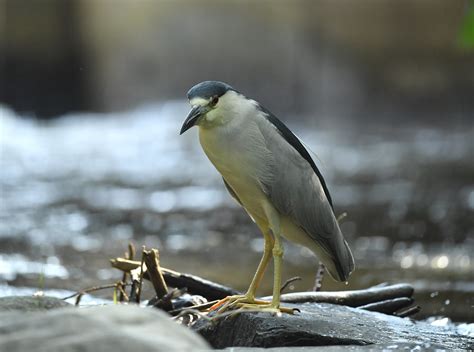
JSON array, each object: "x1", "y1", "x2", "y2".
[
  {"x1": 0, "y1": 296, "x2": 71, "y2": 312},
  {"x1": 0, "y1": 304, "x2": 210, "y2": 352},
  {"x1": 193, "y1": 303, "x2": 473, "y2": 350},
  {"x1": 221, "y1": 343, "x2": 466, "y2": 351}
]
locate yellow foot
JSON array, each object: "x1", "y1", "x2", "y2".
[
  {"x1": 209, "y1": 295, "x2": 296, "y2": 315},
  {"x1": 209, "y1": 294, "x2": 263, "y2": 313},
  {"x1": 237, "y1": 303, "x2": 296, "y2": 315}
]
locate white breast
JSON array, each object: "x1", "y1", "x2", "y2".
[{"x1": 198, "y1": 117, "x2": 274, "y2": 222}]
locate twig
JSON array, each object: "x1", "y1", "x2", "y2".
[
  {"x1": 110, "y1": 258, "x2": 140, "y2": 272},
  {"x1": 136, "y1": 246, "x2": 146, "y2": 303},
  {"x1": 119, "y1": 252, "x2": 129, "y2": 302},
  {"x1": 395, "y1": 305, "x2": 421, "y2": 318},
  {"x1": 117, "y1": 282, "x2": 129, "y2": 302},
  {"x1": 62, "y1": 282, "x2": 131, "y2": 306},
  {"x1": 62, "y1": 283, "x2": 122, "y2": 300},
  {"x1": 143, "y1": 248, "x2": 168, "y2": 299},
  {"x1": 75, "y1": 293, "x2": 84, "y2": 306},
  {"x1": 129, "y1": 261, "x2": 143, "y2": 302},
  {"x1": 151, "y1": 288, "x2": 185, "y2": 311},
  {"x1": 280, "y1": 276, "x2": 301, "y2": 293},
  {"x1": 119, "y1": 243, "x2": 135, "y2": 302},
  {"x1": 129, "y1": 280, "x2": 138, "y2": 302},
  {"x1": 168, "y1": 300, "x2": 219, "y2": 316},
  {"x1": 128, "y1": 242, "x2": 136, "y2": 260}
]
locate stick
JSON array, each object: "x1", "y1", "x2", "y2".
[
  {"x1": 62, "y1": 282, "x2": 131, "y2": 306},
  {"x1": 117, "y1": 282, "x2": 129, "y2": 302},
  {"x1": 128, "y1": 243, "x2": 136, "y2": 260},
  {"x1": 395, "y1": 305, "x2": 421, "y2": 318},
  {"x1": 110, "y1": 258, "x2": 140, "y2": 272},
  {"x1": 168, "y1": 300, "x2": 219, "y2": 316},
  {"x1": 280, "y1": 276, "x2": 301, "y2": 293},
  {"x1": 151, "y1": 288, "x2": 185, "y2": 311},
  {"x1": 62, "y1": 283, "x2": 122, "y2": 300},
  {"x1": 143, "y1": 248, "x2": 168, "y2": 299},
  {"x1": 129, "y1": 261, "x2": 143, "y2": 303},
  {"x1": 119, "y1": 250, "x2": 130, "y2": 302},
  {"x1": 358, "y1": 297, "x2": 414, "y2": 314},
  {"x1": 136, "y1": 246, "x2": 146, "y2": 303}
]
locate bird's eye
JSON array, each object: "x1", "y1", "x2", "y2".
[{"x1": 210, "y1": 96, "x2": 219, "y2": 106}]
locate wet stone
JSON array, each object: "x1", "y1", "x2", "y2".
[
  {"x1": 221, "y1": 344, "x2": 466, "y2": 352},
  {"x1": 193, "y1": 303, "x2": 474, "y2": 350},
  {"x1": 0, "y1": 296, "x2": 71, "y2": 312}
]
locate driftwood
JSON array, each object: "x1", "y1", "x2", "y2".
[
  {"x1": 358, "y1": 297, "x2": 413, "y2": 313},
  {"x1": 263, "y1": 283, "x2": 414, "y2": 307},
  {"x1": 261, "y1": 283, "x2": 416, "y2": 316},
  {"x1": 142, "y1": 248, "x2": 168, "y2": 299}
]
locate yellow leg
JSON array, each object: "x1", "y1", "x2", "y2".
[
  {"x1": 245, "y1": 228, "x2": 274, "y2": 299},
  {"x1": 210, "y1": 224, "x2": 274, "y2": 312},
  {"x1": 263, "y1": 201, "x2": 293, "y2": 312},
  {"x1": 233, "y1": 213, "x2": 294, "y2": 314},
  {"x1": 270, "y1": 231, "x2": 283, "y2": 308},
  {"x1": 210, "y1": 203, "x2": 295, "y2": 315}
]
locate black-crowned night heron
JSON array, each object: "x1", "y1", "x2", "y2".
[{"x1": 180, "y1": 81, "x2": 355, "y2": 313}]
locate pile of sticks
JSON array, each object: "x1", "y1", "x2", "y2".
[{"x1": 64, "y1": 243, "x2": 420, "y2": 323}]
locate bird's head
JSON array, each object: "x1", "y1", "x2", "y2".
[{"x1": 180, "y1": 81, "x2": 243, "y2": 134}]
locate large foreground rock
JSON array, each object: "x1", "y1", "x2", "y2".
[
  {"x1": 0, "y1": 305, "x2": 210, "y2": 352},
  {"x1": 194, "y1": 303, "x2": 473, "y2": 350}
]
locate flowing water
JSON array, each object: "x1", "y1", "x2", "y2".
[{"x1": 0, "y1": 103, "x2": 473, "y2": 322}]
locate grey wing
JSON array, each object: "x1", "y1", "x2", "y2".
[{"x1": 255, "y1": 117, "x2": 354, "y2": 281}]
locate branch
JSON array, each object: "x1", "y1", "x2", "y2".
[
  {"x1": 262, "y1": 283, "x2": 414, "y2": 307},
  {"x1": 143, "y1": 248, "x2": 168, "y2": 299}
]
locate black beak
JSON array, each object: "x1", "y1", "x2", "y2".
[{"x1": 180, "y1": 105, "x2": 208, "y2": 135}]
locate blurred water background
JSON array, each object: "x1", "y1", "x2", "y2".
[{"x1": 1, "y1": 0, "x2": 473, "y2": 323}]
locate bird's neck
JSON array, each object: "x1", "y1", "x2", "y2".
[{"x1": 199, "y1": 107, "x2": 238, "y2": 130}]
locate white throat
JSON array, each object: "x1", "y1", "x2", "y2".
[{"x1": 197, "y1": 91, "x2": 259, "y2": 129}]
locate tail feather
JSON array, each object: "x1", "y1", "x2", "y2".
[
  {"x1": 322, "y1": 237, "x2": 355, "y2": 282},
  {"x1": 329, "y1": 239, "x2": 355, "y2": 282}
]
